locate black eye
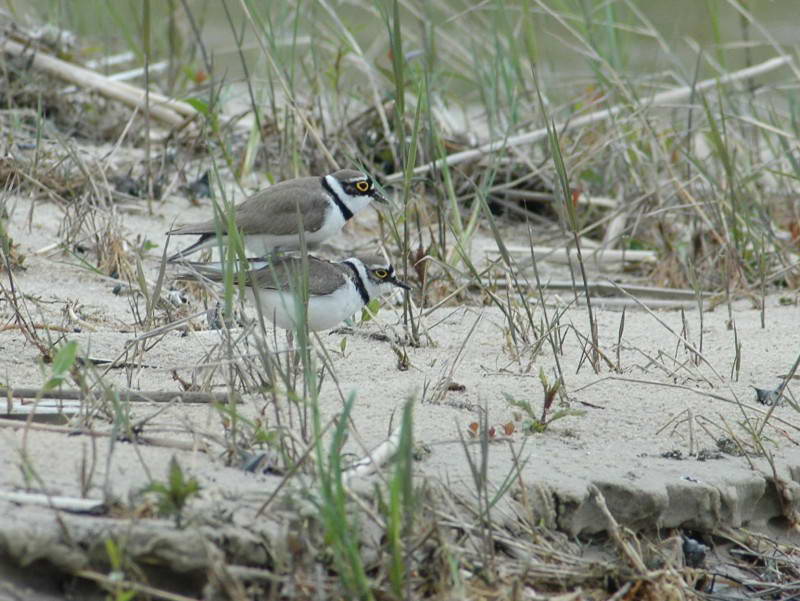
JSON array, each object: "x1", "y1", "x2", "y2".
[
  {"x1": 374, "y1": 269, "x2": 388, "y2": 279},
  {"x1": 355, "y1": 180, "x2": 370, "y2": 193}
]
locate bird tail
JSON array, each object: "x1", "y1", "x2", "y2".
[
  {"x1": 174, "y1": 258, "x2": 273, "y2": 285},
  {"x1": 166, "y1": 233, "x2": 215, "y2": 262}
]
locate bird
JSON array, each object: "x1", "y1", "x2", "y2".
[
  {"x1": 189, "y1": 255, "x2": 409, "y2": 331},
  {"x1": 167, "y1": 169, "x2": 386, "y2": 262}
]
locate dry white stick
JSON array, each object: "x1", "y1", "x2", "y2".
[
  {"x1": 112, "y1": 80, "x2": 197, "y2": 118},
  {"x1": 0, "y1": 490, "x2": 105, "y2": 514},
  {"x1": 2, "y1": 399, "x2": 81, "y2": 418},
  {"x1": 603, "y1": 211, "x2": 628, "y2": 249},
  {"x1": 581, "y1": 297, "x2": 703, "y2": 311},
  {"x1": 32, "y1": 241, "x2": 61, "y2": 256},
  {"x1": 343, "y1": 427, "x2": 402, "y2": 484},
  {"x1": 385, "y1": 55, "x2": 791, "y2": 182},
  {"x1": 488, "y1": 245, "x2": 657, "y2": 265},
  {"x1": 106, "y1": 61, "x2": 169, "y2": 83},
  {"x1": 526, "y1": 279, "x2": 708, "y2": 300},
  {"x1": 1, "y1": 37, "x2": 193, "y2": 127},
  {"x1": 63, "y1": 62, "x2": 169, "y2": 96},
  {"x1": 85, "y1": 51, "x2": 136, "y2": 70},
  {"x1": 577, "y1": 194, "x2": 617, "y2": 209}
]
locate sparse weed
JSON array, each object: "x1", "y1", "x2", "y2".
[
  {"x1": 142, "y1": 456, "x2": 201, "y2": 528},
  {"x1": 504, "y1": 368, "x2": 584, "y2": 434},
  {"x1": 102, "y1": 538, "x2": 137, "y2": 601},
  {"x1": 4, "y1": 2, "x2": 800, "y2": 600}
]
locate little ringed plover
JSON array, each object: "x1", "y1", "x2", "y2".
[
  {"x1": 190, "y1": 255, "x2": 409, "y2": 331},
  {"x1": 167, "y1": 169, "x2": 386, "y2": 262}
]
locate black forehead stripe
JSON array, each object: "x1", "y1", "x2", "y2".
[
  {"x1": 320, "y1": 176, "x2": 354, "y2": 221},
  {"x1": 342, "y1": 261, "x2": 370, "y2": 305}
]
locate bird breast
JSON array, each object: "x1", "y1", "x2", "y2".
[{"x1": 247, "y1": 278, "x2": 364, "y2": 331}]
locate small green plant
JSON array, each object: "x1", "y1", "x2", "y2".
[
  {"x1": 0, "y1": 217, "x2": 24, "y2": 270},
  {"x1": 139, "y1": 239, "x2": 159, "y2": 254},
  {"x1": 359, "y1": 298, "x2": 381, "y2": 323},
  {"x1": 313, "y1": 393, "x2": 372, "y2": 600},
  {"x1": 143, "y1": 456, "x2": 201, "y2": 528},
  {"x1": 382, "y1": 400, "x2": 415, "y2": 598},
  {"x1": 42, "y1": 340, "x2": 79, "y2": 392},
  {"x1": 337, "y1": 336, "x2": 349, "y2": 358},
  {"x1": 103, "y1": 538, "x2": 136, "y2": 601},
  {"x1": 215, "y1": 401, "x2": 279, "y2": 457},
  {"x1": 505, "y1": 369, "x2": 584, "y2": 434}
]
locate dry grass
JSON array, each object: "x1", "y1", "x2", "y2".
[{"x1": 1, "y1": 2, "x2": 800, "y2": 600}]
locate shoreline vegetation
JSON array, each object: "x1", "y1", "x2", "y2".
[{"x1": 2, "y1": 2, "x2": 800, "y2": 600}]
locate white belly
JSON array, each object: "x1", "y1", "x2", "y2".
[
  {"x1": 248, "y1": 280, "x2": 363, "y2": 331},
  {"x1": 244, "y1": 206, "x2": 346, "y2": 256}
]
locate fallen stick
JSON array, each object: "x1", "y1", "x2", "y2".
[
  {"x1": 75, "y1": 569, "x2": 202, "y2": 601},
  {"x1": 63, "y1": 61, "x2": 170, "y2": 94},
  {"x1": 0, "y1": 387, "x2": 239, "y2": 404},
  {"x1": 0, "y1": 36, "x2": 193, "y2": 127},
  {"x1": 576, "y1": 297, "x2": 703, "y2": 311},
  {"x1": 0, "y1": 490, "x2": 105, "y2": 514},
  {"x1": 2, "y1": 399, "x2": 81, "y2": 424},
  {"x1": 126, "y1": 309, "x2": 208, "y2": 345},
  {"x1": 487, "y1": 244, "x2": 657, "y2": 265},
  {"x1": 0, "y1": 418, "x2": 203, "y2": 452},
  {"x1": 490, "y1": 187, "x2": 618, "y2": 209},
  {"x1": 85, "y1": 50, "x2": 136, "y2": 70},
  {"x1": 343, "y1": 426, "x2": 402, "y2": 484},
  {"x1": 0, "y1": 322, "x2": 75, "y2": 333},
  {"x1": 385, "y1": 55, "x2": 791, "y2": 182},
  {"x1": 542, "y1": 280, "x2": 713, "y2": 301},
  {"x1": 533, "y1": 280, "x2": 710, "y2": 300}
]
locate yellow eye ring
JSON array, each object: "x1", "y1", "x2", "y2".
[
  {"x1": 374, "y1": 269, "x2": 388, "y2": 278},
  {"x1": 355, "y1": 180, "x2": 370, "y2": 193}
]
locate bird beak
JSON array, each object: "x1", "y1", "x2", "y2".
[
  {"x1": 373, "y1": 186, "x2": 389, "y2": 204},
  {"x1": 389, "y1": 275, "x2": 411, "y2": 290}
]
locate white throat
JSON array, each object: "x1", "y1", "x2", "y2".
[
  {"x1": 344, "y1": 258, "x2": 399, "y2": 304},
  {"x1": 324, "y1": 174, "x2": 374, "y2": 215}
]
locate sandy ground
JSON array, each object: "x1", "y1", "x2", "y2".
[{"x1": 1, "y1": 182, "x2": 800, "y2": 594}]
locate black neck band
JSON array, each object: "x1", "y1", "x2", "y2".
[
  {"x1": 342, "y1": 261, "x2": 370, "y2": 305},
  {"x1": 321, "y1": 176, "x2": 354, "y2": 221}
]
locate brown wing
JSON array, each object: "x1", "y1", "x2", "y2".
[
  {"x1": 234, "y1": 178, "x2": 329, "y2": 235},
  {"x1": 242, "y1": 257, "x2": 346, "y2": 295},
  {"x1": 168, "y1": 177, "x2": 329, "y2": 236}
]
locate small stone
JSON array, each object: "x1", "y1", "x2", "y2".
[{"x1": 682, "y1": 536, "x2": 708, "y2": 568}]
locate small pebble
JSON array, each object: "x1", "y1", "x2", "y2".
[
  {"x1": 753, "y1": 386, "x2": 782, "y2": 406},
  {"x1": 682, "y1": 536, "x2": 709, "y2": 568}
]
